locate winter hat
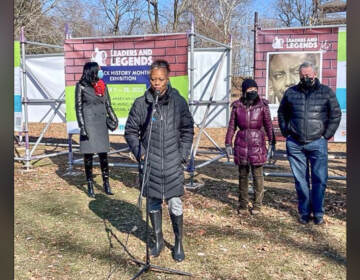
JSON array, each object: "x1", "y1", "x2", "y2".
[{"x1": 241, "y1": 78, "x2": 258, "y2": 93}]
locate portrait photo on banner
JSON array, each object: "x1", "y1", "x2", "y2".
[{"x1": 266, "y1": 51, "x2": 322, "y2": 104}]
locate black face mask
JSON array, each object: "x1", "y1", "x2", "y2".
[
  {"x1": 246, "y1": 90, "x2": 258, "y2": 100},
  {"x1": 301, "y1": 77, "x2": 315, "y2": 88}
]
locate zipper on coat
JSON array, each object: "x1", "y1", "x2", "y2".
[
  {"x1": 245, "y1": 107, "x2": 250, "y2": 164},
  {"x1": 304, "y1": 91, "x2": 309, "y2": 141},
  {"x1": 159, "y1": 104, "x2": 165, "y2": 201}
]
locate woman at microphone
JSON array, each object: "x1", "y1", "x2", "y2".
[{"x1": 125, "y1": 59, "x2": 194, "y2": 262}]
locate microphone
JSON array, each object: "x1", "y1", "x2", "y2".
[{"x1": 154, "y1": 90, "x2": 160, "y2": 105}]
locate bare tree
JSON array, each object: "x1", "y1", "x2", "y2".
[
  {"x1": 53, "y1": 0, "x2": 100, "y2": 37},
  {"x1": 99, "y1": 0, "x2": 139, "y2": 35},
  {"x1": 274, "y1": 0, "x2": 333, "y2": 26},
  {"x1": 189, "y1": 0, "x2": 249, "y2": 43},
  {"x1": 14, "y1": 0, "x2": 58, "y2": 39},
  {"x1": 278, "y1": 0, "x2": 313, "y2": 26},
  {"x1": 124, "y1": 8, "x2": 142, "y2": 35},
  {"x1": 172, "y1": 0, "x2": 190, "y2": 32},
  {"x1": 147, "y1": 0, "x2": 159, "y2": 33}
]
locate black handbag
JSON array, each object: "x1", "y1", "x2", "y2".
[{"x1": 106, "y1": 116, "x2": 118, "y2": 131}]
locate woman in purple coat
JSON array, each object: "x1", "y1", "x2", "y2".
[{"x1": 225, "y1": 79, "x2": 274, "y2": 215}]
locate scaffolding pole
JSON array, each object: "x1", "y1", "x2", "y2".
[
  {"x1": 15, "y1": 26, "x2": 67, "y2": 169},
  {"x1": 20, "y1": 27, "x2": 31, "y2": 170}
]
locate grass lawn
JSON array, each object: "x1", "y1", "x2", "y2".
[{"x1": 14, "y1": 125, "x2": 346, "y2": 279}]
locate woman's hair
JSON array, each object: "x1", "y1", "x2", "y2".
[
  {"x1": 80, "y1": 62, "x2": 99, "y2": 84},
  {"x1": 150, "y1": 59, "x2": 171, "y2": 74}
]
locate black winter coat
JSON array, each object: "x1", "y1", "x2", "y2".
[
  {"x1": 277, "y1": 78, "x2": 341, "y2": 144},
  {"x1": 75, "y1": 81, "x2": 117, "y2": 154},
  {"x1": 125, "y1": 86, "x2": 194, "y2": 200}
]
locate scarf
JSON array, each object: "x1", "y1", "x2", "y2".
[{"x1": 93, "y1": 79, "x2": 106, "y2": 96}]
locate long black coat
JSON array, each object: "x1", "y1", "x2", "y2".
[
  {"x1": 125, "y1": 86, "x2": 194, "y2": 200},
  {"x1": 75, "y1": 81, "x2": 117, "y2": 154},
  {"x1": 278, "y1": 78, "x2": 341, "y2": 144}
]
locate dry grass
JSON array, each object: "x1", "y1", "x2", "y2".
[{"x1": 14, "y1": 124, "x2": 346, "y2": 279}]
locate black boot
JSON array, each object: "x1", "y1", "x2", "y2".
[
  {"x1": 99, "y1": 153, "x2": 114, "y2": 195},
  {"x1": 87, "y1": 181, "x2": 95, "y2": 198},
  {"x1": 149, "y1": 210, "x2": 164, "y2": 257},
  {"x1": 170, "y1": 214, "x2": 185, "y2": 262},
  {"x1": 84, "y1": 154, "x2": 95, "y2": 198}
]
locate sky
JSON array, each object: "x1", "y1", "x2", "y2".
[
  {"x1": 155, "y1": 0, "x2": 278, "y2": 19},
  {"x1": 250, "y1": 0, "x2": 277, "y2": 19}
]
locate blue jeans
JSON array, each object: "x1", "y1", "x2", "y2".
[
  {"x1": 149, "y1": 197, "x2": 183, "y2": 216},
  {"x1": 286, "y1": 136, "x2": 328, "y2": 219}
]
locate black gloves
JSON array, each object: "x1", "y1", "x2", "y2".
[
  {"x1": 266, "y1": 141, "x2": 275, "y2": 162},
  {"x1": 80, "y1": 127, "x2": 88, "y2": 138}
]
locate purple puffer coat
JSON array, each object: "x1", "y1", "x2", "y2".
[{"x1": 225, "y1": 97, "x2": 273, "y2": 166}]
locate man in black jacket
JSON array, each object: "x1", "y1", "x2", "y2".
[
  {"x1": 125, "y1": 60, "x2": 194, "y2": 262},
  {"x1": 278, "y1": 61, "x2": 341, "y2": 225}
]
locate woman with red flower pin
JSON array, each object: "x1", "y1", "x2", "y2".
[{"x1": 75, "y1": 62, "x2": 118, "y2": 197}]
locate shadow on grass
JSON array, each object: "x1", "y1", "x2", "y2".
[
  {"x1": 190, "y1": 160, "x2": 346, "y2": 222},
  {"x1": 88, "y1": 193, "x2": 175, "y2": 255},
  {"x1": 49, "y1": 152, "x2": 141, "y2": 196},
  {"x1": 49, "y1": 153, "x2": 177, "y2": 248},
  {"x1": 88, "y1": 194, "x2": 147, "y2": 244},
  {"x1": 44, "y1": 152, "x2": 346, "y2": 269},
  {"x1": 29, "y1": 230, "x2": 141, "y2": 278}
]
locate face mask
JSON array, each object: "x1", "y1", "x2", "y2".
[
  {"x1": 246, "y1": 90, "x2": 258, "y2": 100},
  {"x1": 301, "y1": 77, "x2": 314, "y2": 88},
  {"x1": 98, "y1": 69, "x2": 104, "y2": 79}
]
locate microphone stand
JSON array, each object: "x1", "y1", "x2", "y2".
[{"x1": 131, "y1": 93, "x2": 192, "y2": 279}]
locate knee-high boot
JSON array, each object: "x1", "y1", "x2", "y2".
[
  {"x1": 84, "y1": 154, "x2": 95, "y2": 198},
  {"x1": 170, "y1": 214, "x2": 185, "y2": 262},
  {"x1": 149, "y1": 210, "x2": 164, "y2": 257},
  {"x1": 252, "y1": 165, "x2": 264, "y2": 213},
  {"x1": 99, "y1": 153, "x2": 114, "y2": 195}
]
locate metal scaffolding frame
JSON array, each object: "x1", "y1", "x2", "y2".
[
  {"x1": 185, "y1": 20, "x2": 232, "y2": 188},
  {"x1": 14, "y1": 25, "x2": 346, "y2": 183},
  {"x1": 14, "y1": 27, "x2": 69, "y2": 169},
  {"x1": 66, "y1": 21, "x2": 233, "y2": 179}
]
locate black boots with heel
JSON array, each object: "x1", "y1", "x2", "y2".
[
  {"x1": 99, "y1": 153, "x2": 114, "y2": 195},
  {"x1": 84, "y1": 153, "x2": 114, "y2": 197},
  {"x1": 84, "y1": 154, "x2": 95, "y2": 198}
]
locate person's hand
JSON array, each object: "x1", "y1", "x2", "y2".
[
  {"x1": 139, "y1": 160, "x2": 144, "y2": 172},
  {"x1": 267, "y1": 141, "x2": 275, "y2": 162},
  {"x1": 269, "y1": 140, "x2": 276, "y2": 148},
  {"x1": 80, "y1": 127, "x2": 88, "y2": 138},
  {"x1": 225, "y1": 145, "x2": 233, "y2": 157}
]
